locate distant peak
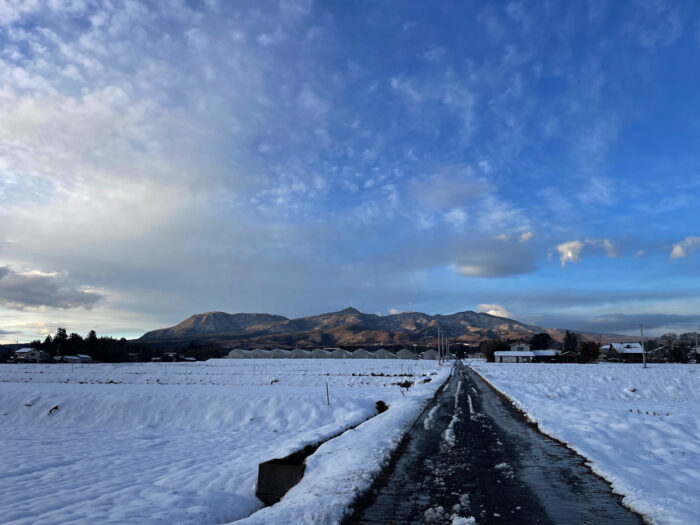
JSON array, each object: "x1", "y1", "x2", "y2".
[{"x1": 338, "y1": 307, "x2": 361, "y2": 314}]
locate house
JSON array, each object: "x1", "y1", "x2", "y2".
[
  {"x1": 604, "y1": 342, "x2": 644, "y2": 363},
  {"x1": 396, "y1": 348, "x2": 418, "y2": 360},
  {"x1": 494, "y1": 342, "x2": 537, "y2": 363},
  {"x1": 350, "y1": 348, "x2": 373, "y2": 359},
  {"x1": 250, "y1": 348, "x2": 271, "y2": 359},
  {"x1": 290, "y1": 348, "x2": 311, "y2": 359},
  {"x1": 13, "y1": 348, "x2": 50, "y2": 363},
  {"x1": 558, "y1": 350, "x2": 579, "y2": 363},
  {"x1": 531, "y1": 349, "x2": 561, "y2": 363},
  {"x1": 495, "y1": 349, "x2": 534, "y2": 363},
  {"x1": 510, "y1": 343, "x2": 531, "y2": 352},
  {"x1": 228, "y1": 348, "x2": 252, "y2": 359},
  {"x1": 421, "y1": 349, "x2": 438, "y2": 360}
]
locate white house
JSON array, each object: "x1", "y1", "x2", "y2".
[
  {"x1": 495, "y1": 350, "x2": 535, "y2": 363},
  {"x1": 495, "y1": 342, "x2": 561, "y2": 363},
  {"x1": 532, "y1": 349, "x2": 560, "y2": 360},
  {"x1": 510, "y1": 343, "x2": 531, "y2": 352},
  {"x1": 495, "y1": 343, "x2": 534, "y2": 363},
  {"x1": 13, "y1": 348, "x2": 49, "y2": 363}
]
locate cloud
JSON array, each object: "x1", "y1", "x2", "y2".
[
  {"x1": 443, "y1": 208, "x2": 468, "y2": 227},
  {"x1": 519, "y1": 231, "x2": 533, "y2": 243},
  {"x1": 533, "y1": 313, "x2": 700, "y2": 335},
  {"x1": 455, "y1": 239, "x2": 537, "y2": 277},
  {"x1": 388, "y1": 308, "x2": 403, "y2": 315},
  {"x1": 556, "y1": 238, "x2": 618, "y2": 266},
  {"x1": 0, "y1": 266, "x2": 104, "y2": 310},
  {"x1": 602, "y1": 239, "x2": 619, "y2": 258},
  {"x1": 477, "y1": 303, "x2": 513, "y2": 319},
  {"x1": 670, "y1": 236, "x2": 700, "y2": 260},
  {"x1": 556, "y1": 240, "x2": 585, "y2": 267}
]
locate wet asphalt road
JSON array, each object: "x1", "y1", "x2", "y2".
[{"x1": 346, "y1": 362, "x2": 643, "y2": 525}]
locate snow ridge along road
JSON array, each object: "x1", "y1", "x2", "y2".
[{"x1": 347, "y1": 361, "x2": 642, "y2": 525}]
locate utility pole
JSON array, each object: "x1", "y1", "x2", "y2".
[
  {"x1": 640, "y1": 325, "x2": 647, "y2": 369},
  {"x1": 437, "y1": 327, "x2": 441, "y2": 363}
]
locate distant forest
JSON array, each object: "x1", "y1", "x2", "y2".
[{"x1": 26, "y1": 328, "x2": 225, "y2": 362}]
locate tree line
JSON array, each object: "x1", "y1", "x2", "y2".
[{"x1": 30, "y1": 328, "x2": 156, "y2": 363}]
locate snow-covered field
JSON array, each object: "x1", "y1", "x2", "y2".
[
  {"x1": 0, "y1": 359, "x2": 449, "y2": 524},
  {"x1": 470, "y1": 362, "x2": 700, "y2": 525}
]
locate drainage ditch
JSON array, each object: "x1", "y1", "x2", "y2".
[{"x1": 255, "y1": 400, "x2": 393, "y2": 507}]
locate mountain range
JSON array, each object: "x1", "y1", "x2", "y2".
[{"x1": 139, "y1": 307, "x2": 564, "y2": 348}]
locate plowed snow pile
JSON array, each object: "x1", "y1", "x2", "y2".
[
  {"x1": 470, "y1": 362, "x2": 700, "y2": 525},
  {"x1": 0, "y1": 359, "x2": 449, "y2": 524}
]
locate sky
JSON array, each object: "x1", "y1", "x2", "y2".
[{"x1": 2, "y1": 0, "x2": 700, "y2": 342}]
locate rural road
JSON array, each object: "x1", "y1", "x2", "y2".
[{"x1": 346, "y1": 362, "x2": 643, "y2": 525}]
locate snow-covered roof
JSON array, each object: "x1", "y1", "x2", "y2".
[
  {"x1": 532, "y1": 350, "x2": 560, "y2": 356},
  {"x1": 610, "y1": 342, "x2": 643, "y2": 354},
  {"x1": 495, "y1": 350, "x2": 535, "y2": 357}
]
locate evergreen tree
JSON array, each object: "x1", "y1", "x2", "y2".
[
  {"x1": 578, "y1": 341, "x2": 600, "y2": 363},
  {"x1": 530, "y1": 332, "x2": 552, "y2": 350},
  {"x1": 563, "y1": 331, "x2": 579, "y2": 353}
]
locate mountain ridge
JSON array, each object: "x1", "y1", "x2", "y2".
[{"x1": 139, "y1": 307, "x2": 561, "y2": 346}]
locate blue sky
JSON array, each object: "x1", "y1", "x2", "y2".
[{"x1": 1, "y1": 0, "x2": 700, "y2": 341}]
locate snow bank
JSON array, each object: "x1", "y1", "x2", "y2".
[
  {"x1": 0, "y1": 360, "x2": 449, "y2": 524},
  {"x1": 470, "y1": 362, "x2": 700, "y2": 525}
]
